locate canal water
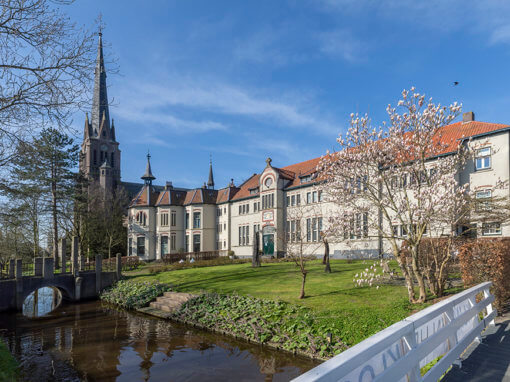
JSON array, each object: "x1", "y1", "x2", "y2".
[{"x1": 0, "y1": 299, "x2": 319, "y2": 381}]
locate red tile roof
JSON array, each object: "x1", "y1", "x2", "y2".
[
  {"x1": 130, "y1": 121, "x2": 509, "y2": 207},
  {"x1": 231, "y1": 174, "x2": 260, "y2": 201}
]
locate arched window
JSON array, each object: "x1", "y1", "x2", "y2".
[
  {"x1": 93, "y1": 150, "x2": 97, "y2": 165},
  {"x1": 111, "y1": 152, "x2": 114, "y2": 166}
]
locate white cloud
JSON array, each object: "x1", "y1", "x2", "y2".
[
  {"x1": 316, "y1": 29, "x2": 366, "y2": 62},
  {"x1": 317, "y1": 0, "x2": 510, "y2": 45},
  {"x1": 115, "y1": 76, "x2": 339, "y2": 136}
]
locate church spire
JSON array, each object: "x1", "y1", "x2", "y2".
[
  {"x1": 207, "y1": 155, "x2": 214, "y2": 189},
  {"x1": 141, "y1": 152, "x2": 156, "y2": 186},
  {"x1": 83, "y1": 112, "x2": 91, "y2": 139},
  {"x1": 91, "y1": 28, "x2": 110, "y2": 135}
]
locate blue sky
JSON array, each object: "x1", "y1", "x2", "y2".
[{"x1": 65, "y1": 0, "x2": 510, "y2": 189}]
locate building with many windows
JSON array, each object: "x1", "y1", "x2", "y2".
[{"x1": 127, "y1": 111, "x2": 510, "y2": 261}]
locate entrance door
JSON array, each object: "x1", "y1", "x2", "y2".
[{"x1": 263, "y1": 234, "x2": 274, "y2": 255}]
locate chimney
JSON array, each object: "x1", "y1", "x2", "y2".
[
  {"x1": 462, "y1": 111, "x2": 475, "y2": 123},
  {"x1": 164, "y1": 181, "x2": 173, "y2": 190}
]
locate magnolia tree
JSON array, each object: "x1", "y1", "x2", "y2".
[
  {"x1": 285, "y1": 200, "x2": 327, "y2": 299},
  {"x1": 319, "y1": 88, "x2": 471, "y2": 304}
]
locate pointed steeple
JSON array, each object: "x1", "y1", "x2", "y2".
[
  {"x1": 110, "y1": 118, "x2": 116, "y2": 141},
  {"x1": 91, "y1": 29, "x2": 110, "y2": 135},
  {"x1": 207, "y1": 155, "x2": 214, "y2": 189},
  {"x1": 83, "y1": 113, "x2": 92, "y2": 139},
  {"x1": 141, "y1": 152, "x2": 156, "y2": 186}
]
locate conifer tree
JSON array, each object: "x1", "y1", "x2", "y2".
[{"x1": 13, "y1": 128, "x2": 78, "y2": 266}]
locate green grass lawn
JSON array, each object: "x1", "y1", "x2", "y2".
[{"x1": 126, "y1": 259, "x2": 421, "y2": 345}]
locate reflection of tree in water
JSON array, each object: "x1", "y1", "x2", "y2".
[
  {"x1": 22, "y1": 287, "x2": 62, "y2": 318},
  {"x1": 2, "y1": 301, "x2": 318, "y2": 381}
]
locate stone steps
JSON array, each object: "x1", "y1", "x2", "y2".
[{"x1": 149, "y1": 292, "x2": 195, "y2": 313}]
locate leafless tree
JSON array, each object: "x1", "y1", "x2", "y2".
[
  {"x1": 284, "y1": 200, "x2": 326, "y2": 299},
  {"x1": 0, "y1": 0, "x2": 95, "y2": 173}
]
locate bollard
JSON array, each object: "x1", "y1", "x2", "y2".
[
  {"x1": 15, "y1": 259, "x2": 23, "y2": 310},
  {"x1": 116, "y1": 253, "x2": 122, "y2": 280},
  {"x1": 34, "y1": 257, "x2": 43, "y2": 276},
  {"x1": 95, "y1": 254, "x2": 102, "y2": 294},
  {"x1": 15, "y1": 259, "x2": 22, "y2": 279},
  {"x1": 71, "y1": 236, "x2": 79, "y2": 276},
  {"x1": 43, "y1": 257, "x2": 54, "y2": 279},
  {"x1": 59, "y1": 238, "x2": 67, "y2": 273},
  {"x1": 9, "y1": 259, "x2": 15, "y2": 279}
]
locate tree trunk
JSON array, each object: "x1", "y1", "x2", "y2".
[
  {"x1": 411, "y1": 246, "x2": 426, "y2": 303},
  {"x1": 299, "y1": 271, "x2": 307, "y2": 299},
  {"x1": 396, "y1": 248, "x2": 417, "y2": 303},
  {"x1": 52, "y1": 166, "x2": 59, "y2": 269},
  {"x1": 324, "y1": 239, "x2": 331, "y2": 273}
]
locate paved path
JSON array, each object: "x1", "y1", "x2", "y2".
[{"x1": 443, "y1": 316, "x2": 510, "y2": 382}]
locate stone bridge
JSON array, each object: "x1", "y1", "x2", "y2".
[{"x1": 0, "y1": 238, "x2": 121, "y2": 312}]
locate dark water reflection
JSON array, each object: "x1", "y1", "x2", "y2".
[
  {"x1": 0, "y1": 301, "x2": 319, "y2": 381},
  {"x1": 22, "y1": 286, "x2": 62, "y2": 318}
]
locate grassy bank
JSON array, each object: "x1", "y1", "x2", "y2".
[
  {"x1": 126, "y1": 260, "x2": 421, "y2": 347},
  {"x1": 0, "y1": 340, "x2": 18, "y2": 381}
]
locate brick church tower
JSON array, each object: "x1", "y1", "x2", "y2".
[{"x1": 79, "y1": 30, "x2": 121, "y2": 193}]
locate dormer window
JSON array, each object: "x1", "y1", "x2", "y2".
[
  {"x1": 300, "y1": 175, "x2": 311, "y2": 183},
  {"x1": 249, "y1": 187, "x2": 259, "y2": 195}
]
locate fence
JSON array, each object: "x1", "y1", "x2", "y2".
[
  {"x1": 101, "y1": 255, "x2": 140, "y2": 271},
  {"x1": 162, "y1": 250, "x2": 223, "y2": 264},
  {"x1": 293, "y1": 281, "x2": 495, "y2": 382}
]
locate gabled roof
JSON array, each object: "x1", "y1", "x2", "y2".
[
  {"x1": 231, "y1": 174, "x2": 260, "y2": 201},
  {"x1": 216, "y1": 186, "x2": 240, "y2": 203},
  {"x1": 130, "y1": 185, "x2": 160, "y2": 207},
  {"x1": 155, "y1": 189, "x2": 187, "y2": 206},
  {"x1": 436, "y1": 121, "x2": 509, "y2": 155}
]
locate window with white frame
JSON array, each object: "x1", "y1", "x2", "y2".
[
  {"x1": 476, "y1": 189, "x2": 492, "y2": 211},
  {"x1": 137, "y1": 237, "x2": 145, "y2": 256},
  {"x1": 475, "y1": 147, "x2": 491, "y2": 170},
  {"x1": 136, "y1": 211, "x2": 147, "y2": 226},
  {"x1": 160, "y1": 236, "x2": 168, "y2": 255},
  {"x1": 193, "y1": 212, "x2": 201, "y2": 228},
  {"x1": 171, "y1": 234, "x2": 176, "y2": 250},
  {"x1": 482, "y1": 222, "x2": 501, "y2": 236},
  {"x1": 171, "y1": 211, "x2": 176, "y2": 226},
  {"x1": 160, "y1": 212, "x2": 169, "y2": 226}
]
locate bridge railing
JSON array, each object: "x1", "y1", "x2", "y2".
[{"x1": 293, "y1": 281, "x2": 495, "y2": 382}]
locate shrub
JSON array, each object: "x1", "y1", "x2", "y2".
[
  {"x1": 458, "y1": 238, "x2": 510, "y2": 310},
  {"x1": 0, "y1": 340, "x2": 18, "y2": 381},
  {"x1": 100, "y1": 280, "x2": 171, "y2": 309}
]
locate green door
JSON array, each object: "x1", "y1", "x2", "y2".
[{"x1": 263, "y1": 234, "x2": 274, "y2": 255}]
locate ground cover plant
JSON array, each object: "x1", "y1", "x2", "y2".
[
  {"x1": 127, "y1": 259, "x2": 421, "y2": 347},
  {"x1": 100, "y1": 279, "x2": 171, "y2": 309},
  {"x1": 172, "y1": 292, "x2": 348, "y2": 358},
  {"x1": 0, "y1": 340, "x2": 18, "y2": 381}
]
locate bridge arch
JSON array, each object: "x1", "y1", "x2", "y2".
[{"x1": 18, "y1": 275, "x2": 76, "y2": 310}]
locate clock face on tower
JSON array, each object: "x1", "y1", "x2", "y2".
[
  {"x1": 264, "y1": 177, "x2": 273, "y2": 188},
  {"x1": 100, "y1": 144, "x2": 108, "y2": 151}
]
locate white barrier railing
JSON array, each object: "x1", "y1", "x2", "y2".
[{"x1": 293, "y1": 281, "x2": 495, "y2": 382}]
